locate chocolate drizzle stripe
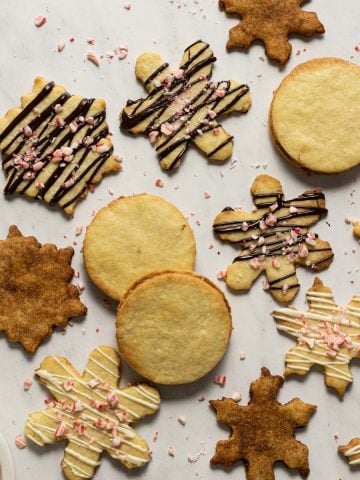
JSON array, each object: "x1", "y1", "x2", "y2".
[{"x1": 144, "y1": 63, "x2": 169, "y2": 87}]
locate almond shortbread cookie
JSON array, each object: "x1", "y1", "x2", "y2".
[
  {"x1": 0, "y1": 77, "x2": 121, "y2": 215},
  {"x1": 25, "y1": 346, "x2": 160, "y2": 480},
  {"x1": 83, "y1": 194, "x2": 196, "y2": 300},
  {"x1": 121, "y1": 40, "x2": 251, "y2": 170},
  {"x1": 273, "y1": 277, "x2": 360, "y2": 397},
  {"x1": 213, "y1": 174, "x2": 333, "y2": 303},
  {"x1": 270, "y1": 58, "x2": 360, "y2": 173},
  {"x1": 116, "y1": 271, "x2": 232, "y2": 384}
]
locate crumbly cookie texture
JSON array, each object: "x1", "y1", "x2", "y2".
[
  {"x1": 270, "y1": 58, "x2": 360, "y2": 173},
  {"x1": 210, "y1": 367, "x2": 316, "y2": 480},
  {"x1": 273, "y1": 277, "x2": 360, "y2": 397},
  {"x1": 213, "y1": 174, "x2": 333, "y2": 304},
  {"x1": 120, "y1": 40, "x2": 251, "y2": 170},
  {"x1": 0, "y1": 77, "x2": 121, "y2": 215},
  {"x1": 83, "y1": 194, "x2": 196, "y2": 300},
  {"x1": 219, "y1": 0, "x2": 324, "y2": 65},
  {"x1": 0, "y1": 225, "x2": 86, "y2": 352},
  {"x1": 339, "y1": 438, "x2": 360, "y2": 467},
  {"x1": 116, "y1": 270, "x2": 232, "y2": 384},
  {"x1": 25, "y1": 346, "x2": 160, "y2": 480}
]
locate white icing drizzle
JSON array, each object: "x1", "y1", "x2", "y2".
[
  {"x1": 25, "y1": 347, "x2": 160, "y2": 479},
  {"x1": 273, "y1": 288, "x2": 360, "y2": 386}
]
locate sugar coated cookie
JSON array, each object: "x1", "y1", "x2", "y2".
[
  {"x1": 220, "y1": 0, "x2": 324, "y2": 65},
  {"x1": 25, "y1": 346, "x2": 160, "y2": 480},
  {"x1": 270, "y1": 58, "x2": 360, "y2": 173},
  {"x1": 116, "y1": 271, "x2": 232, "y2": 384},
  {"x1": 0, "y1": 225, "x2": 86, "y2": 352},
  {"x1": 0, "y1": 77, "x2": 121, "y2": 215},
  {"x1": 210, "y1": 367, "x2": 316, "y2": 480},
  {"x1": 121, "y1": 40, "x2": 251, "y2": 170},
  {"x1": 83, "y1": 194, "x2": 196, "y2": 300}
]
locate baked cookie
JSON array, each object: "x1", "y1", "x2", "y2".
[
  {"x1": 25, "y1": 346, "x2": 160, "y2": 480},
  {"x1": 0, "y1": 225, "x2": 86, "y2": 352},
  {"x1": 213, "y1": 174, "x2": 333, "y2": 304},
  {"x1": 219, "y1": 0, "x2": 324, "y2": 65},
  {"x1": 210, "y1": 367, "x2": 316, "y2": 480},
  {"x1": 83, "y1": 194, "x2": 196, "y2": 300},
  {"x1": 116, "y1": 271, "x2": 232, "y2": 384},
  {"x1": 120, "y1": 40, "x2": 251, "y2": 170},
  {"x1": 273, "y1": 277, "x2": 360, "y2": 397},
  {"x1": 339, "y1": 438, "x2": 360, "y2": 467},
  {"x1": 270, "y1": 58, "x2": 360, "y2": 173},
  {"x1": 0, "y1": 77, "x2": 121, "y2": 215},
  {"x1": 353, "y1": 222, "x2": 360, "y2": 239}
]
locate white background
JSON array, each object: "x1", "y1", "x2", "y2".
[{"x1": 1, "y1": 0, "x2": 360, "y2": 479}]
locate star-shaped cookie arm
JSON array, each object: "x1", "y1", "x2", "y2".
[
  {"x1": 210, "y1": 399, "x2": 246, "y2": 467},
  {"x1": 62, "y1": 440, "x2": 101, "y2": 480},
  {"x1": 135, "y1": 52, "x2": 172, "y2": 94},
  {"x1": 264, "y1": 36, "x2": 292, "y2": 65},
  {"x1": 82, "y1": 346, "x2": 121, "y2": 390},
  {"x1": 104, "y1": 430, "x2": 151, "y2": 470},
  {"x1": 226, "y1": 259, "x2": 264, "y2": 291},
  {"x1": 282, "y1": 398, "x2": 316, "y2": 427},
  {"x1": 296, "y1": 239, "x2": 333, "y2": 273},
  {"x1": 179, "y1": 41, "x2": 215, "y2": 83},
  {"x1": 324, "y1": 363, "x2": 352, "y2": 397},
  {"x1": 296, "y1": 10, "x2": 325, "y2": 35},
  {"x1": 25, "y1": 408, "x2": 58, "y2": 446},
  {"x1": 227, "y1": 24, "x2": 256, "y2": 51},
  {"x1": 264, "y1": 257, "x2": 300, "y2": 304},
  {"x1": 339, "y1": 438, "x2": 360, "y2": 466},
  {"x1": 304, "y1": 277, "x2": 335, "y2": 309},
  {"x1": 192, "y1": 79, "x2": 251, "y2": 161},
  {"x1": 117, "y1": 384, "x2": 161, "y2": 422}
]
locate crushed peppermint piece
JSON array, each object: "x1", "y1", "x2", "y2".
[
  {"x1": 155, "y1": 178, "x2": 164, "y2": 188},
  {"x1": 231, "y1": 391, "x2": 242, "y2": 402},
  {"x1": 87, "y1": 51, "x2": 100, "y2": 67},
  {"x1": 124, "y1": 2, "x2": 132, "y2": 9},
  {"x1": 34, "y1": 16, "x2": 47, "y2": 27},
  {"x1": 178, "y1": 416, "x2": 187, "y2": 426},
  {"x1": 214, "y1": 375, "x2": 227, "y2": 386},
  {"x1": 118, "y1": 45, "x2": 128, "y2": 60},
  {"x1": 217, "y1": 270, "x2": 226, "y2": 281},
  {"x1": 55, "y1": 422, "x2": 69, "y2": 438},
  {"x1": 15, "y1": 434, "x2": 26, "y2": 449},
  {"x1": 88, "y1": 377, "x2": 101, "y2": 389},
  {"x1": 63, "y1": 380, "x2": 74, "y2": 392},
  {"x1": 112, "y1": 436, "x2": 122, "y2": 448},
  {"x1": 23, "y1": 377, "x2": 33, "y2": 391},
  {"x1": 168, "y1": 446, "x2": 175, "y2": 457},
  {"x1": 198, "y1": 394, "x2": 206, "y2": 401},
  {"x1": 75, "y1": 225, "x2": 83, "y2": 236},
  {"x1": 240, "y1": 351, "x2": 246, "y2": 360},
  {"x1": 204, "y1": 191, "x2": 211, "y2": 199}
]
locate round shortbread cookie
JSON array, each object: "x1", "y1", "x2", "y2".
[
  {"x1": 270, "y1": 58, "x2": 360, "y2": 173},
  {"x1": 83, "y1": 194, "x2": 196, "y2": 300},
  {"x1": 116, "y1": 271, "x2": 232, "y2": 384}
]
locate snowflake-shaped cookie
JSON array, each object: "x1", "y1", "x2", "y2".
[
  {"x1": 0, "y1": 225, "x2": 86, "y2": 352},
  {"x1": 213, "y1": 174, "x2": 333, "y2": 304},
  {"x1": 273, "y1": 277, "x2": 360, "y2": 397},
  {"x1": 210, "y1": 367, "x2": 316, "y2": 480},
  {"x1": 121, "y1": 40, "x2": 251, "y2": 170},
  {"x1": 25, "y1": 346, "x2": 160, "y2": 480},
  {"x1": 219, "y1": 0, "x2": 325, "y2": 64},
  {"x1": 0, "y1": 77, "x2": 121, "y2": 215}
]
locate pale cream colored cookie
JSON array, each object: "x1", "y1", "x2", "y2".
[
  {"x1": 25, "y1": 346, "x2": 160, "y2": 480},
  {"x1": 213, "y1": 174, "x2": 333, "y2": 304},
  {"x1": 270, "y1": 58, "x2": 360, "y2": 173},
  {"x1": 116, "y1": 270, "x2": 232, "y2": 384},
  {"x1": 0, "y1": 77, "x2": 121, "y2": 215},
  {"x1": 121, "y1": 40, "x2": 251, "y2": 170},
  {"x1": 83, "y1": 194, "x2": 196, "y2": 300},
  {"x1": 273, "y1": 277, "x2": 360, "y2": 397}
]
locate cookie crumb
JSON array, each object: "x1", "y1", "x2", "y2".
[
  {"x1": 178, "y1": 416, "x2": 187, "y2": 426},
  {"x1": 23, "y1": 378, "x2": 33, "y2": 391}
]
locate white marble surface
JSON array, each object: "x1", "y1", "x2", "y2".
[{"x1": 1, "y1": 0, "x2": 360, "y2": 479}]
